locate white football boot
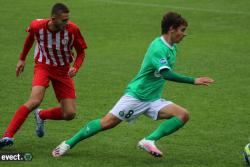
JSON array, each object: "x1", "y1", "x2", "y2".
[
  {"x1": 52, "y1": 141, "x2": 70, "y2": 157},
  {"x1": 137, "y1": 138, "x2": 163, "y2": 157}
]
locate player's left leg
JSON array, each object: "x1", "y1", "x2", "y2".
[
  {"x1": 34, "y1": 99, "x2": 75, "y2": 138},
  {"x1": 37, "y1": 98, "x2": 75, "y2": 120},
  {"x1": 52, "y1": 94, "x2": 145, "y2": 157},
  {"x1": 138, "y1": 101, "x2": 189, "y2": 157},
  {"x1": 34, "y1": 70, "x2": 77, "y2": 136},
  {"x1": 145, "y1": 103, "x2": 189, "y2": 141},
  {"x1": 38, "y1": 68, "x2": 77, "y2": 119},
  {"x1": 60, "y1": 98, "x2": 76, "y2": 120},
  {"x1": 65, "y1": 113, "x2": 121, "y2": 148}
]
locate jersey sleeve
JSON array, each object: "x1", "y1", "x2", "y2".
[
  {"x1": 73, "y1": 27, "x2": 87, "y2": 50},
  {"x1": 72, "y1": 27, "x2": 87, "y2": 71},
  {"x1": 151, "y1": 49, "x2": 171, "y2": 72},
  {"x1": 19, "y1": 20, "x2": 36, "y2": 60},
  {"x1": 25, "y1": 20, "x2": 36, "y2": 36}
]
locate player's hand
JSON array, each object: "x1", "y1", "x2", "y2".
[
  {"x1": 68, "y1": 67, "x2": 77, "y2": 77},
  {"x1": 194, "y1": 77, "x2": 214, "y2": 86},
  {"x1": 16, "y1": 60, "x2": 25, "y2": 77}
]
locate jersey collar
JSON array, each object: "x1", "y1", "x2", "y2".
[{"x1": 160, "y1": 36, "x2": 174, "y2": 50}]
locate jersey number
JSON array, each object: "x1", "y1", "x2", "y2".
[{"x1": 125, "y1": 110, "x2": 134, "y2": 118}]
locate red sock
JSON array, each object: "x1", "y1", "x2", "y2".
[
  {"x1": 4, "y1": 105, "x2": 31, "y2": 138},
  {"x1": 39, "y1": 107, "x2": 63, "y2": 120}
]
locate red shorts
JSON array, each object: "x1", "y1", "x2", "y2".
[{"x1": 32, "y1": 63, "x2": 76, "y2": 101}]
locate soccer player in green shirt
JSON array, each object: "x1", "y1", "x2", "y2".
[{"x1": 52, "y1": 12, "x2": 214, "y2": 158}]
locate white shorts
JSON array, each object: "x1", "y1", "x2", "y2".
[{"x1": 109, "y1": 95, "x2": 173, "y2": 122}]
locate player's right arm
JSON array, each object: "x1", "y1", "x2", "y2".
[{"x1": 16, "y1": 22, "x2": 35, "y2": 77}]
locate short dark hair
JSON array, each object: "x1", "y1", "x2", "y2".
[
  {"x1": 161, "y1": 12, "x2": 188, "y2": 34},
  {"x1": 51, "y1": 3, "x2": 70, "y2": 16}
]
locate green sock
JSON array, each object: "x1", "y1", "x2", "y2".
[
  {"x1": 145, "y1": 116, "x2": 184, "y2": 141},
  {"x1": 65, "y1": 119, "x2": 103, "y2": 148}
]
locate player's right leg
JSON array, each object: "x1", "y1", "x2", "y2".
[
  {"x1": 52, "y1": 113, "x2": 121, "y2": 157},
  {"x1": 37, "y1": 65, "x2": 77, "y2": 123},
  {"x1": 0, "y1": 86, "x2": 46, "y2": 149}
]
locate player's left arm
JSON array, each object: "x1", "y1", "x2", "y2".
[
  {"x1": 69, "y1": 27, "x2": 87, "y2": 77},
  {"x1": 68, "y1": 50, "x2": 86, "y2": 77},
  {"x1": 160, "y1": 69, "x2": 214, "y2": 86}
]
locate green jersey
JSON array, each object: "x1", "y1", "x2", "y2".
[{"x1": 125, "y1": 36, "x2": 177, "y2": 101}]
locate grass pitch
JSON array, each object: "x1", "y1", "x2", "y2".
[{"x1": 0, "y1": 0, "x2": 250, "y2": 166}]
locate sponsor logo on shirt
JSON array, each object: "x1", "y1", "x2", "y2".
[{"x1": 160, "y1": 58, "x2": 167, "y2": 64}]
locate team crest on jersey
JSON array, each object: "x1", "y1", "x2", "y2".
[
  {"x1": 160, "y1": 58, "x2": 167, "y2": 64},
  {"x1": 119, "y1": 111, "x2": 125, "y2": 117},
  {"x1": 154, "y1": 70, "x2": 162, "y2": 78},
  {"x1": 61, "y1": 39, "x2": 68, "y2": 45}
]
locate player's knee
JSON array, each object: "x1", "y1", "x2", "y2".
[
  {"x1": 101, "y1": 122, "x2": 112, "y2": 130},
  {"x1": 179, "y1": 108, "x2": 189, "y2": 123},
  {"x1": 101, "y1": 118, "x2": 118, "y2": 130},
  {"x1": 26, "y1": 99, "x2": 42, "y2": 110},
  {"x1": 64, "y1": 112, "x2": 76, "y2": 120}
]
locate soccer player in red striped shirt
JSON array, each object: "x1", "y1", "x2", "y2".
[{"x1": 0, "y1": 3, "x2": 87, "y2": 148}]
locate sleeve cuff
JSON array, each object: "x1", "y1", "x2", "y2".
[{"x1": 158, "y1": 66, "x2": 171, "y2": 72}]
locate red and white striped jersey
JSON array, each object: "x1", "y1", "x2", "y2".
[{"x1": 21, "y1": 19, "x2": 87, "y2": 67}]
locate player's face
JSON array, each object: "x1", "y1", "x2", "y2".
[
  {"x1": 171, "y1": 25, "x2": 187, "y2": 43},
  {"x1": 52, "y1": 12, "x2": 70, "y2": 31}
]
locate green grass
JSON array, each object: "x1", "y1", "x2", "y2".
[{"x1": 0, "y1": 0, "x2": 250, "y2": 166}]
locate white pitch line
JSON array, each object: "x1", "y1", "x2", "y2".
[{"x1": 94, "y1": 0, "x2": 249, "y2": 15}]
